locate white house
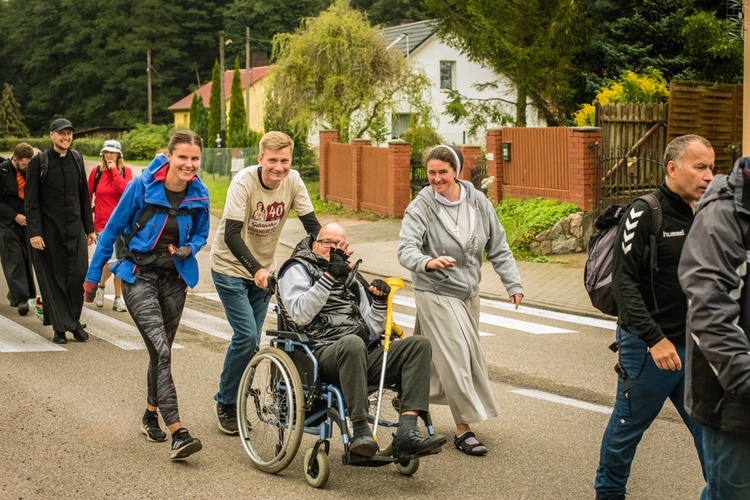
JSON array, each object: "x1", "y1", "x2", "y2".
[{"x1": 382, "y1": 20, "x2": 546, "y2": 144}]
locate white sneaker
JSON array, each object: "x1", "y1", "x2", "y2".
[
  {"x1": 94, "y1": 287, "x2": 105, "y2": 308},
  {"x1": 113, "y1": 297, "x2": 127, "y2": 312}
]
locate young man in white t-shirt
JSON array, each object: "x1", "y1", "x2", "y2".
[{"x1": 210, "y1": 131, "x2": 321, "y2": 434}]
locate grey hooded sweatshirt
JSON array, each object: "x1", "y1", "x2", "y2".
[{"x1": 398, "y1": 180, "x2": 522, "y2": 301}]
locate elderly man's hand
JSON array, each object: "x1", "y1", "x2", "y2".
[
  {"x1": 327, "y1": 248, "x2": 351, "y2": 281},
  {"x1": 369, "y1": 279, "x2": 391, "y2": 303}
]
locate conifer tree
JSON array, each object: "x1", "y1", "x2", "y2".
[
  {"x1": 188, "y1": 92, "x2": 208, "y2": 142},
  {"x1": 227, "y1": 58, "x2": 248, "y2": 148},
  {"x1": 207, "y1": 60, "x2": 222, "y2": 147},
  {"x1": 0, "y1": 83, "x2": 30, "y2": 137}
]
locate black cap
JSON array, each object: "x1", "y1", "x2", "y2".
[{"x1": 49, "y1": 118, "x2": 74, "y2": 132}]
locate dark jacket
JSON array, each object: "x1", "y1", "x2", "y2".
[
  {"x1": 278, "y1": 233, "x2": 371, "y2": 343},
  {"x1": 0, "y1": 159, "x2": 24, "y2": 227},
  {"x1": 679, "y1": 164, "x2": 750, "y2": 434},
  {"x1": 612, "y1": 183, "x2": 694, "y2": 346}
]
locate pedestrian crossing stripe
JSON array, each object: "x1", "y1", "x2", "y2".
[
  {"x1": 80, "y1": 308, "x2": 184, "y2": 350},
  {"x1": 0, "y1": 315, "x2": 65, "y2": 352}
]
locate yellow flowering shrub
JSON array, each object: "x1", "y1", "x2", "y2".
[{"x1": 573, "y1": 68, "x2": 669, "y2": 126}]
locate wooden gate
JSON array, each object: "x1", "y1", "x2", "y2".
[{"x1": 596, "y1": 104, "x2": 667, "y2": 210}]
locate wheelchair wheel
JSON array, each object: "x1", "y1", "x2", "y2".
[
  {"x1": 303, "y1": 447, "x2": 330, "y2": 488},
  {"x1": 395, "y1": 458, "x2": 420, "y2": 476},
  {"x1": 369, "y1": 388, "x2": 401, "y2": 454},
  {"x1": 237, "y1": 346, "x2": 304, "y2": 474}
]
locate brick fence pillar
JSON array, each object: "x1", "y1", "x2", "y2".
[
  {"x1": 485, "y1": 129, "x2": 503, "y2": 203},
  {"x1": 318, "y1": 130, "x2": 339, "y2": 200},
  {"x1": 458, "y1": 145, "x2": 482, "y2": 183},
  {"x1": 568, "y1": 126, "x2": 601, "y2": 211},
  {"x1": 388, "y1": 140, "x2": 411, "y2": 217},
  {"x1": 350, "y1": 138, "x2": 371, "y2": 211}
]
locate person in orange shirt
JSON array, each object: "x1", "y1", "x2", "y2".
[{"x1": 0, "y1": 142, "x2": 36, "y2": 315}]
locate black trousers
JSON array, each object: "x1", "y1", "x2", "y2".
[
  {"x1": 316, "y1": 335, "x2": 432, "y2": 421},
  {"x1": 0, "y1": 223, "x2": 35, "y2": 305},
  {"x1": 123, "y1": 269, "x2": 187, "y2": 427}
]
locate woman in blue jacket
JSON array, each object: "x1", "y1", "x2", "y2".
[{"x1": 85, "y1": 130, "x2": 210, "y2": 460}]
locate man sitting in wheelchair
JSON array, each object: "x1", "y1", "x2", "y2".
[{"x1": 276, "y1": 223, "x2": 447, "y2": 459}]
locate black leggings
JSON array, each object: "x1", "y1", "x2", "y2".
[{"x1": 122, "y1": 269, "x2": 187, "y2": 426}]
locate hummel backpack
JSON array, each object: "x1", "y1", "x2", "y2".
[{"x1": 584, "y1": 193, "x2": 662, "y2": 316}]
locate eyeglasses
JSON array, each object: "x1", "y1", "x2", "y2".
[{"x1": 315, "y1": 239, "x2": 343, "y2": 248}]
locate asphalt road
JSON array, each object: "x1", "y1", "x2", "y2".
[{"x1": 0, "y1": 197, "x2": 705, "y2": 498}]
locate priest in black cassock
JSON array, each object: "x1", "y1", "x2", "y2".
[{"x1": 25, "y1": 118, "x2": 96, "y2": 344}]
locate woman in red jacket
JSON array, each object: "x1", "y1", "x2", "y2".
[{"x1": 89, "y1": 140, "x2": 132, "y2": 312}]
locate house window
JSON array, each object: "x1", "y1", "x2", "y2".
[
  {"x1": 391, "y1": 113, "x2": 411, "y2": 138},
  {"x1": 440, "y1": 61, "x2": 455, "y2": 90}
]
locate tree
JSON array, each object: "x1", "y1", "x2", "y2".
[
  {"x1": 680, "y1": 10, "x2": 742, "y2": 83},
  {"x1": 423, "y1": 0, "x2": 584, "y2": 126},
  {"x1": 265, "y1": 0, "x2": 433, "y2": 143},
  {"x1": 227, "y1": 58, "x2": 248, "y2": 148},
  {"x1": 223, "y1": 0, "x2": 329, "y2": 57},
  {"x1": 350, "y1": 0, "x2": 430, "y2": 27},
  {"x1": 188, "y1": 93, "x2": 209, "y2": 142},
  {"x1": 0, "y1": 83, "x2": 30, "y2": 137},
  {"x1": 208, "y1": 60, "x2": 222, "y2": 147}
]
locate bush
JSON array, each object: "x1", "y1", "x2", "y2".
[
  {"x1": 495, "y1": 196, "x2": 580, "y2": 260},
  {"x1": 400, "y1": 124, "x2": 443, "y2": 161},
  {"x1": 0, "y1": 136, "x2": 107, "y2": 157},
  {"x1": 121, "y1": 123, "x2": 172, "y2": 160}
]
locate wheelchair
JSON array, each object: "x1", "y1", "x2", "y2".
[{"x1": 236, "y1": 277, "x2": 442, "y2": 488}]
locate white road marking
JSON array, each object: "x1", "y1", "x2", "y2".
[
  {"x1": 511, "y1": 389, "x2": 612, "y2": 415},
  {"x1": 392, "y1": 296, "x2": 577, "y2": 334},
  {"x1": 0, "y1": 316, "x2": 66, "y2": 353},
  {"x1": 81, "y1": 308, "x2": 184, "y2": 350},
  {"x1": 478, "y1": 297, "x2": 617, "y2": 330},
  {"x1": 391, "y1": 311, "x2": 494, "y2": 337}
]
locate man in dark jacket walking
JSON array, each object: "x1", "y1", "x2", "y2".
[
  {"x1": 594, "y1": 135, "x2": 715, "y2": 499},
  {"x1": 0, "y1": 142, "x2": 36, "y2": 315},
  {"x1": 25, "y1": 118, "x2": 96, "y2": 344},
  {"x1": 679, "y1": 157, "x2": 750, "y2": 499}
]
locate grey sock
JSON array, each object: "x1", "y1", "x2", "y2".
[
  {"x1": 397, "y1": 414, "x2": 418, "y2": 440},
  {"x1": 353, "y1": 420, "x2": 371, "y2": 438}
]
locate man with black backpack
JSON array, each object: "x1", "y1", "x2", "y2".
[
  {"x1": 594, "y1": 135, "x2": 715, "y2": 500},
  {"x1": 25, "y1": 118, "x2": 95, "y2": 344}
]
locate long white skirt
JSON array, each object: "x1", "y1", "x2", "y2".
[{"x1": 414, "y1": 290, "x2": 499, "y2": 424}]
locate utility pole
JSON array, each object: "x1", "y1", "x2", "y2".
[
  {"x1": 246, "y1": 26, "x2": 251, "y2": 130},
  {"x1": 220, "y1": 30, "x2": 227, "y2": 144},
  {"x1": 147, "y1": 48, "x2": 152, "y2": 124}
]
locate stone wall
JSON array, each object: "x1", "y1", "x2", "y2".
[{"x1": 529, "y1": 211, "x2": 597, "y2": 255}]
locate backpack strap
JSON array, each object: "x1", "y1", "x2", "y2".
[
  {"x1": 92, "y1": 168, "x2": 104, "y2": 195},
  {"x1": 38, "y1": 149, "x2": 85, "y2": 186},
  {"x1": 121, "y1": 203, "x2": 203, "y2": 253}
]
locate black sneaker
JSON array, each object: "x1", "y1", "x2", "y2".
[
  {"x1": 52, "y1": 330, "x2": 67, "y2": 344},
  {"x1": 215, "y1": 402, "x2": 239, "y2": 435},
  {"x1": 170, "y1": 428, "x2": 202, "y2": 460},
  {"x1": 392, "y1": 429, "x2": 446, "y2": 460},
  {"x1": 141, "y1": 410, "x2": 167, "y2": 442},
  {"x1": 71, "y1": 326, "x2": 89, "y2": 342},
  {"x1": 17, "y1": 301, "x2": 29, "y2": 316}
]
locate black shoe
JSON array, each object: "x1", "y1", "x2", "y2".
[
  {"x1": 392, "y1": 429, "x2": 446, "y2": 460},
  {"x1": 214, "y1": 402, "x2": 239, "y2": 435},
  {"x1": 52, "y1": 331, "x2": 67, "y2": 344},
  {"x1": 170, "y1": 428, "x2": 202, "y2": 460},
  {"x1": 71, "y1": 326, "x2": 89, "y2": 342},
  {"x1": 349, "y1": 434, "x2": 379, "y2": 457},
  {"x1": 141, "y1": 410, "x2": 167, "y2": 442},
  {"x1": 17, "y1": 301, "x2": 29, "y2": 316}
]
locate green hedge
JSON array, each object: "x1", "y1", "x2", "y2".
[{"x1": 0, "y1": 136, "x2": 108, "y2": 157}]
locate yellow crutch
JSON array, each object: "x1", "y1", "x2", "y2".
[{"x1": 372, "y1": 277, "x2": 404, "y2": 443}]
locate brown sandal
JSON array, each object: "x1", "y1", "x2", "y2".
[{"x1": 454, "y1": 431, "x2": 488, "y2": 456}]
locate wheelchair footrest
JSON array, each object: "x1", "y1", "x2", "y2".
[
  {"x1": 393, "y1": 445, "x2": 443, "y2": 464},
  {"x1": 343, "y1": 454, "x2": 394, "y2": 467}
]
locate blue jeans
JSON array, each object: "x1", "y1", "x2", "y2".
[
  {"x1": 702, "y1": 426, "x2": 750, "y2": 499},
  {"x1": 594, "y1": 327, "x2": 705, "y2": 499},
  {"x1": 212, "y1": 270, "x2": 270, "y2": 405}
]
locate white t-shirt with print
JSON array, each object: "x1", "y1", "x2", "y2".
[{"x1": 210, "y1": 166, "x2": 314, "y2": 278}]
